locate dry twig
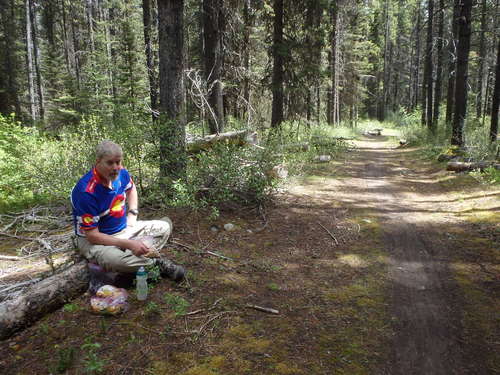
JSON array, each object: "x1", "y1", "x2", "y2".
[
  {"x1": 317, "y1": 222, "x2": 339, "y2": 245},
  {"x1": 245, "y1": 304, "x2": 279, "y2": 315}
]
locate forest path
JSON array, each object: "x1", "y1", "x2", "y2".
[{"x1": 300, "y1": 132, "x2": 489, "y2": 374}]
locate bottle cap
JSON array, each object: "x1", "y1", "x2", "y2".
[{"x1": 137, "y1": 266, "x2": 147, "y2": 276}]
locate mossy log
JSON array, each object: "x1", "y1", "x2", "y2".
[
  {"x1": 0, "y1": 261, "x2": 89, "y2": 340},
  {"x1": 446, "y1": 161, "x2": 500, "y2": 172},
  {"x1": 186, "y1": 130, "x2": 257, "y2": 154}
]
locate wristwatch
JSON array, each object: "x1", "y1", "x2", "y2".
[{"x1": 129, "y1": 208, "x2": 139, "y2": 216}]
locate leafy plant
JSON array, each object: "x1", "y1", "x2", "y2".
[
  {"x1": 52, "y1": 347, "x2": 76, "y2": 373},
  {"x1": 63, "y1": 303, "x2": 79, "y2": 313},
  {"x1": 145, "y1": 301, "x2": 161, "y2": 316},
  {"x1": 163, "y1": 293, "x2": 190, "y2": 316},
  {"x1": 81, "y1": 338, "x2": 107, "y2": 374}
]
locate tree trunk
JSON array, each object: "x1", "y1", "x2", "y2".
[
  {"x1": 30, "y1": 0, "x2": 44, "y2": 121},
  {"x1": 69, "y1": 1, "x2": 81, "y2": 92},
  {"x1": 203, "y1": 0, "x2": 224, "y2": 133},
  {"x1": 490, "y1": 39, "x2": 500, "y2": 143},
  {"x1": 329, "y1": 1, "x2": 340, "y2": 125},
  {"x1": 422, "y1": 0, "x2": 433, "y2": 130},
  {"x1": 25, "y1": 0, "x2": 38, "y2": 122},
  {"x1": 0, "y1": 261, "x2": 89, "y2": 340},
  {"x1": 86, "y1": 0, "x2": 95, "y2": 53},
  {"x1": 411, "y1": 2, "x2": 422, "y2": 111},
  {"x1": 158, "y1": 0, "x2": 186, "y2": 184},
  {"x1": 271, "y1": 0, "x2": 284, "y2": 128},
  {"x1": 432, "y1": 0, "x2": 444, "y2": 129},
  {"x1": 0, "y1": 0, "x2": 21, "y2": 118},
  {"x1": 382, "y1": 0, "x2": 391, "y2": 121},
  {"x1": 475, "y1": 0, "x2": 487, "y2": 119},
  {"x1": 393, "y1": 0, "x2": 404, "y2": 112},
  {"x1": 242, "y1": 0, "x2": 252, "y2": 122},
  {"x1": 445, "y1": 0, "x2": 460, "y2": 125},
  {"x1": 142, "y1": 0, "x2": 158, "y2": 121},
  {"x1": 451, "y1": 0, "x2": 473, "y2": 147}
]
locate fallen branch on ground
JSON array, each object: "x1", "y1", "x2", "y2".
[
  {"x1": 318, "y1": 222, "x2": 339, "y2": 245},
  {"x1": 186, "y1": 297, "x2": 223, "y2": 316},
  {"x1": 245, "y1": 304, "x2": 279, "y2": 315},
  {"x1": 186, "y1": 130, "x2": 257, "y2": 154},
  {"x1": 0, "y1": 255, "x2": 23, "y2": 261},
  {"x1": 446, "y1": 161, "x2": 500, "y2": 172}
]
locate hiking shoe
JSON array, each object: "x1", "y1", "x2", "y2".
[{"x1": 155, "y1": 258, "x2": 185, "y2": 282}]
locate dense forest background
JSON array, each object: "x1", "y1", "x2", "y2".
[{"x1": 0, "y1": 0, "x2": 499, "y2": 210}]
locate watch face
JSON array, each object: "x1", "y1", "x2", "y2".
[{"x1": 129, "y1": 209, "x2": 139, "y2": 215}]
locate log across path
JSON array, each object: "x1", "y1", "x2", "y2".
[{"x1": 329, "y1": 135, "x2": 466, "y2": 374}]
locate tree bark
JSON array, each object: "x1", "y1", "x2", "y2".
[
  {"x1": 475, "y1": 0, "x2": 487, "y2": 119},
  {"x1": 329, "y1": 1, "x2": 340, "y2": 125},
  {"x1": 31, "y1": 0, "x2": 44, "y2": 120},
  {"x1": 382, "y1": 0, "x2": 391, "y2": 121},
  {"x1": 445, "y1": 0, "x2": 460, "y2": 125},
  {"x1": 142, "y1": 0, "x2": 158, "y2": 121},
  {"x1": 158, "y1": 0, "x2": 186, "y2": 184},
  {"x1": 422, "y1": 0, "x2": 434, "y2": 130},
  {"x1": 203, "y1": 0, "x2": 224, "y2": 133},
  {"x1": 0, "y1": 0, "x2": 21, "y2": 118},
  {"x1": 0, "y1": 261, "x2": 89, "y2": 340},
  {"x1": 432, "y1": 0, "x2": 444, "y2": 129},
  {"x1": 411, "y1": 2, "x2": 422, "y2": 111},
  {"x1": 451, "y1": 0, "x2": 473, "y2": 147},
  {"x1": 271, "y1": 0, "x2": 284, "y2": 128},
  {"x1": 242, "y1": 0, "x2": 252, "y2": 121},
  {"x1": 490, "y1": 39, "x2": 500, "y2": 143},
  {"x1": 25, "y1": 0, "x2": 37, "y2": 122}
]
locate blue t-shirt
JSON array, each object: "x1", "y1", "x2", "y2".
[{"x1": 71, "y1": 168, "x2": 133, "y2": 236}]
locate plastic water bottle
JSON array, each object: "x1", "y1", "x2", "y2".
[{"x1": 136, "y1": 266, "x2": 148, "y2": 301}]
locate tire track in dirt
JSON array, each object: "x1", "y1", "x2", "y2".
[{"x1": 338, "y1": 137, "x2": 465, "y2": 375}]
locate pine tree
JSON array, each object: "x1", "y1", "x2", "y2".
[
  {"x1": 158, "y1": 0, "x2": 187, "y2": 184},
  {"x1": 451, "y1": 0, "x2": 473, "y2": 147}
]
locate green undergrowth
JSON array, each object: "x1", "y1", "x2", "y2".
[
  {"x1": 0, "y1": 114, "x2": 356, "y2": 214},
  {"x1": 392, "y1": 110, "x2": 498, "y2": 164}
]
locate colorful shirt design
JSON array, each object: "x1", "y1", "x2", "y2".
[{"x1": 71, "y1": 168, "x2": 133, "y2": 236}]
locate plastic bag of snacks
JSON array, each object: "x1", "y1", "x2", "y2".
[{"x1": 90, "y1": 285, "x2": 129, "y2": 315}]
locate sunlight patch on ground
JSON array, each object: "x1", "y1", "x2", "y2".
[{"x1": 337, "y1": 254, "x2": 370, "y2": 268}]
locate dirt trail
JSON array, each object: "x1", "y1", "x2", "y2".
[
  {"x1": 320, "y1": 134, "x2": 467, "y2": 374},
  {"x1": 1, "y1": 132, "x2": 498, "y2": 374}
]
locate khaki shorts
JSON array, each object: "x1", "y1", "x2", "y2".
[{"x1": 77, "y1": 218, "x2": 172, "y2": 273}]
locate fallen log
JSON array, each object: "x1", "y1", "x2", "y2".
[
  {"x1": 446, "y1": 161, "x2": 500, "y2": 172},
  {"x1": 0, "y1": 255, "x2": 23, "y2": 261},
  {"x1": 282, "y1": 142, "x2": 309, "y2": 152},
  {"x1": 186, "y1": 130, "x2": 257, "y2": 154},
  {"x1": 0, "y1": 261, "x2": 89, "y2": 340},
  {"x1": 364, "y1": 128, "x2": 383, "y2": 136},
  {"x1": 314, "y1": 155, "x2": 331, "y2": 163}
]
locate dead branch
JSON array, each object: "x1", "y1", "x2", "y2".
[
  {"x1": 0, "y1": 255, "x2": 23, "y2": 261},
  {"x1": 245, "y1": 304, "x2": 279, "y2": 314},
  {"x1": 186, "y1": 297, "x2": 222, "y2": 316},
  {"x1": 318, "y1": 222, "x2": 339, "y2": 245},
  {"x1": 206, "y1": 250, "x2": 233, "y2": 261},
  {"x1": 446, "y1": 161, "x2": 500, "y2": 172}
]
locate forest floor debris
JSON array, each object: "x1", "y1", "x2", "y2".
[{"x1": 0, "y1": 135, "x2": 498, "y2": 374}]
